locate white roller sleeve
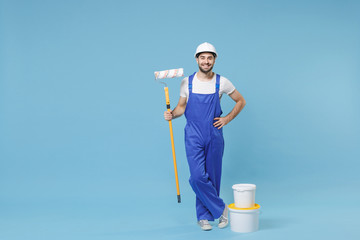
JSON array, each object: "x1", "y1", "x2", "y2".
[{"x1": 154, "y1": 68, "x2": 184, "y2": 79}]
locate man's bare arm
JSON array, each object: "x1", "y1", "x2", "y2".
[
  {"x1": 213, "y1": 90, "x2": 246, "y2": 129},
  {"x1": 164, "y1": 97, "x2": 187, "y2": 121}
]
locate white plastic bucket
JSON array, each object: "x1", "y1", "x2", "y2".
[
  {"x1": 232, "y1": 184, "x2": 256, "y2": 208},
  {"x1": 228, "y1": 203, "x2": 260, "y2": 233}
]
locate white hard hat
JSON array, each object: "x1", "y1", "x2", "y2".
[{"x1": 194, "y1": 42, "x2": 217, "y2": 58}]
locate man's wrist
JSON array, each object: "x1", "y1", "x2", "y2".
[{"x1": 225, "y1": 115, "x2": 231, "y2": 123}]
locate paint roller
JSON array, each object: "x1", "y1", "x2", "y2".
[
  {"x1": 154, "y1": 68, "x2": 184, "y2": 203},
  {"x1": 154, "y1": 68, "x2": 184, "y2": 80}
]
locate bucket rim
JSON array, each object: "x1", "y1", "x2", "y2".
[
  {"x1": 228, "y1": 203, "x2": 260, "y2": 211},
  {"x1": 232, "y1": 183, "x2": 256, "y2": 191}
]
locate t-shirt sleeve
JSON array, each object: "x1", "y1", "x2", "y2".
[
  {"x1": 180, "y1": 77, "x2": 188, "y2": 98},
  {"x1": 221, "y1": 76, "x2": 236, "y2": 95}
]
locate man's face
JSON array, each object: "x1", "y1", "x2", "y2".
[{"x1": 196, "y1": 52, "x2": 216, "y2": 74}]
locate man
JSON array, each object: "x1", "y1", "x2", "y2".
[{"x1": 164, "y1": 42, "x2": 246, "y2": 231}]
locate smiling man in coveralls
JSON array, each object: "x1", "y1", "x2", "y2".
[{"x1": 164, "y1": 42, "x2": 246, "y2": 231}]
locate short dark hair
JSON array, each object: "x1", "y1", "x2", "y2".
[{"x1": 196, "y1": 52, "x2": 217, "y2": 58}]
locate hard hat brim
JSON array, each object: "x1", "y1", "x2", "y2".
[{"x1": 195, "y1": 52, "x2": 217, "y2": 58}]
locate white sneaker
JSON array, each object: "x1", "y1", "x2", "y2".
[
  {"x1": 198, "y1": 220, "x2": 212, "y2": 231},
  {"x1": 218, "y1": 206, "x2": 229, "y2": 229}
]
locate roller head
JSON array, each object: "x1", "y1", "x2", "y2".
[{"x1": 154, "y1": 68, "x2": 184, "y2": 79}]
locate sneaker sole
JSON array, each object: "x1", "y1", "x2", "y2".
[
  {"x1": 218, "y1": 222, "x2": 228, "y2": 229},
  {"x1": 201, "y1": 227, "x2": 212, "y2": 231}
]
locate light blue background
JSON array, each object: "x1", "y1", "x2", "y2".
[{"x1": 1, "y1": 0, "x2": 360, "y2": 239}]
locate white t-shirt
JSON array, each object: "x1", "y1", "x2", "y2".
[{"x1": 180, "y1": 73, "x2": 236, "y2": 100}]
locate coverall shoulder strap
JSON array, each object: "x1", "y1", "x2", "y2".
[
  {"x1": 188, "y1": 72, "x2": 196, "y2": 92},
  {"x1": 216, "y1": 74, "x2": 220, "y2": 92}
]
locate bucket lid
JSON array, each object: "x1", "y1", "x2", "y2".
[
  {"x1": 228, "y1": 203, "x2": 260, "y2": 210},
  {"x1": 232, "y1": 183, "x2": 256, "y2": 191}
]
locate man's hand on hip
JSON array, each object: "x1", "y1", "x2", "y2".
[{"x1": 213, "y1": 117, "x2": 230, "y2": 129}]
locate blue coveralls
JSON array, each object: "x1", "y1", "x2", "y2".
[{"x1": 184, "y1": 72, "x2": 226, "y2": 221}]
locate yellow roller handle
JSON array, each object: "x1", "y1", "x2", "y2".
[{"x1": 164, "y1": 87, "x2": 181, "y2": 203}]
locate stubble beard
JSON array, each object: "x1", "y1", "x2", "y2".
[{"x1": 198, "y1": 65, "x2": 213, "y2": 74}]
